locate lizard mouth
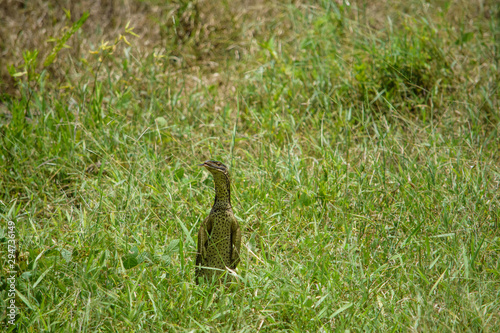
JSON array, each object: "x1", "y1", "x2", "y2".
[{"x1": 198, "y1": 160, "x2": 227, "y2": 172}]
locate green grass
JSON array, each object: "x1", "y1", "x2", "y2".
[{"x1": 1, "y1": 0, "x2": 499, "y2": 331}]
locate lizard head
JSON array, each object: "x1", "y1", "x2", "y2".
[{"x1": 198, "y1": 160, "x2": 229, "y2": 176}]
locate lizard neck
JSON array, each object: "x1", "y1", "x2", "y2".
[{"x1": 211, "y1": 171, "x2": 232, "y2": 210}]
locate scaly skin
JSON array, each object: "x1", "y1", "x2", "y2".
[{"x1": 195, "y1": 160, "x2": 241, "y2": 284}]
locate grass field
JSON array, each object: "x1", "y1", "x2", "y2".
[{"x1": 1, "y1": 0, "x2": 499, "y2": 331}]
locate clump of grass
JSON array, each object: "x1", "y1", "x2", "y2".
[{"x1": 1, "y1": 0, "x2": 499, "y2": 331}]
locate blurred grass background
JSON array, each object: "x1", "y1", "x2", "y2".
[{"x1": 0, "y1": 0, "x2": 499, "y2": 331}]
